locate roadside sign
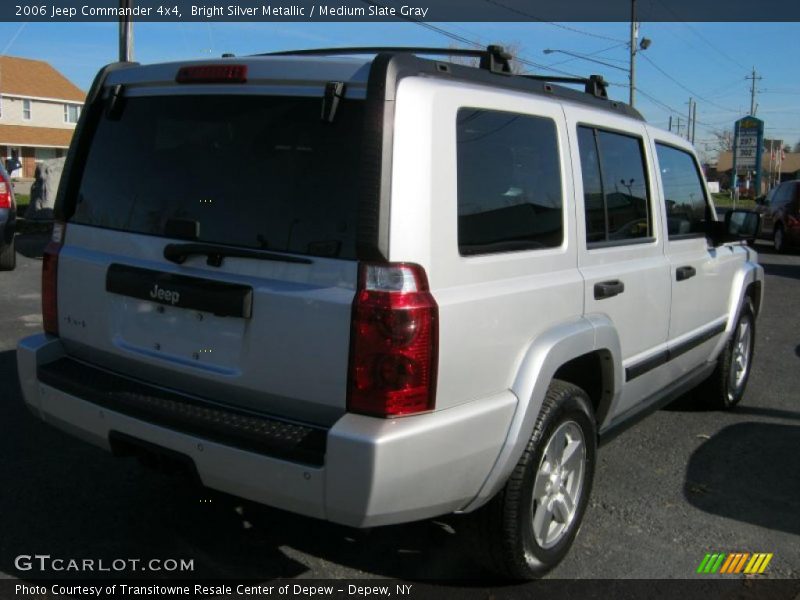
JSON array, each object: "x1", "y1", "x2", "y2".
[{"x1": 732, "y1": 116, "x2": 764, "y2": 196}]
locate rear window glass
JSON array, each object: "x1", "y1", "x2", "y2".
[{"x1": 71, "y1": 95, "x2": 365, "y2": 259}]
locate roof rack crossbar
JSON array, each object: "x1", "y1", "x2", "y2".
[
  {"x1": 259, "y1": 45, "x2": 513, "y2": 75},
  {"x1": 521, "y1": 73, "x2": 608, "y2": 98}
]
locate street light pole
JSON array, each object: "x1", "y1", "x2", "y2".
[
  {"x1": 629, "y1": 0, "x2": 636, "y2": 106},
  {"x1": 119, "y1": 0, "x2": 134, "y2": 62}
]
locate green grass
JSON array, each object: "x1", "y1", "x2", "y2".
[
  {"x1": 711, "y1": 192, "x2": 755, "y2": 209},
  {"x1": 14, "y1": 194, "x2": 29, "y2": 216}
]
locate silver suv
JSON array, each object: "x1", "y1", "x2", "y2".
[{"x1": 17, "y1": 46, "x2": 763, "y2": 579}]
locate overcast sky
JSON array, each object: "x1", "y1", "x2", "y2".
[{"x1": 1, "y1": 20, "x2": 798, "y2": 158}]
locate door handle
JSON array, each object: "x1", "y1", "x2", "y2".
[
  {"x1": 594, "y1": 280, "x2": 625, "y2": 300},
  {"x1": 676, "y1": 266, "x2": 697, "y2": 281}
]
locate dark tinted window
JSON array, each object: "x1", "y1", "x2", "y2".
[
  {"x1": 771, "y1": 182, "x2": 798, "y2": 208},
  {"x1": 457, "y1": 108, "x2": 562, "y2": 255},
  {"x1": 72, "y1": 95, "x2": 365, "y2": 259},
  {"x1": 578, "y1": 127, "x2": 652, "y2": 243},
  {"x1": 655, "y1": 143, "x2": 709, "y2": 238},
  {"x1": 577, "y1": 127, "x2": 606, "y2": 243}
]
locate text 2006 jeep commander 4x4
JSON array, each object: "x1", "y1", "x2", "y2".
[{"x1": 17, "y1": 46, "x2": 763, "y2": 578}]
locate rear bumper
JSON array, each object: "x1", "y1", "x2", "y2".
[{"x1": 17, "y1": 333, "x2": 517, "y2": 527}]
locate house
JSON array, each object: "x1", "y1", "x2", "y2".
[{"x1": 0, "y1": 55, "x2": 85, "y2": 179}]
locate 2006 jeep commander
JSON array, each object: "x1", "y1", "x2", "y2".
[{"x1": 17, "y1": 46, "x2": 763, "y2": 578}]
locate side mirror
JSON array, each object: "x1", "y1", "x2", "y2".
[
  {"x1": 706, "y1": 210, "x2": 760, "y2": 246},
  {"x1": 726, "y1": 209, "x2": 760, "y2": 240}
]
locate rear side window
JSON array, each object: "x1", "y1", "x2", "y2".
[
  {"x1": 655, "y1": 143, "x2": 710, "y2": 238},
  {"x1": 578, "y1": 126, "x2": 652, "y2": 245},
  {"x1": 71, "y1": 95, "x2": 365, "y2": 259},
  {"x1": 456, "y1": 108, "x2": 563, "y2": 255}
]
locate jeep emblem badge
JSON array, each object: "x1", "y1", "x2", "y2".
[{"x1": 149, "y1": 283, "x2": 180, "y2": 306}]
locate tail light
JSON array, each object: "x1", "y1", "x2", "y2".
[
  {"x1": 347, "y1": 263, "x2": 438, "y2": 418},
  {"x1": 0, "y1": 179, "x2": 11, "y2": 209},
  {"x1": 42, "y1": 222, "x2": 65, "y2": 336}
]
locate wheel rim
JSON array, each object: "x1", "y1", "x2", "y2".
[
  {"x1": 531, "y1": 421, "x2": 586, "y2": 549},
  {"x1": 775, "y1": 228, "x2": 783, "y2": 251},
  {"x1": 728, "y1": 315, "x2": 752, "y2": 399}
]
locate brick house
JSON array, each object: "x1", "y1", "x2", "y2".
[{"x1": 0, "y1": 55, "x2": 85, "y2": 179}]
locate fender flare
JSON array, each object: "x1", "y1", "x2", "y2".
[
  {"x1": 461, "y1": 315, "x2": 622, "y2": 512},
  {"x1": 708, "y1": 253, "x2": 764, "y2": 361}
]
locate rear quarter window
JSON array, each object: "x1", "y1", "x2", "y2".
[{"x1": 456, "y1": 108, "x2": 563, "y2": 256}]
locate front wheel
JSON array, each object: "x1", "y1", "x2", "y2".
[
  {"x1": 468, "y1": 380, "x2": 596, "y2": 579},
  {"x1": 702, "y1": 299, "x2": 755, "y2": 409}
]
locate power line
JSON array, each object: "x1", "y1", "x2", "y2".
[
  {"x1": 650, "y1": 0, "x2": 748, "y2": 71},
  {"x1": 638, "y1": 53, "x2": 740, "y2": 114},
  {"x1": 374, "y1": 6, "x2": 592, "y2": 79},
  {"x1": 627, "y1": 85, "x2": 731, "y2": 136},
  {"x1": 543, "y1": 43, "x2": 628, "y2": 69},
  {"x1": 480, "y1": 0, "x2": 626, "y2": 43}
]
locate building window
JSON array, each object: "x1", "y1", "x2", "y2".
[
  {"x1": 64, "y1": 103, "x2": 80, "y2": 124},
  {"x1": 22, "y1": 99, "x2": 32, "y2": 120},
  {"x1": 456, "y1": 108, "x2": 563, "y2": 255}
]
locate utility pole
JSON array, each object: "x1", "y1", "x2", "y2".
[
  {"x1": 745, "y1": 67, "x2": 761, "y2": 116},
  {"x1": 119, "y1": 0, "x2": 134, "y2": 62},
  {"x1": 629, "y1": 0, "x2": 637, "y2": 107},
  {"x1": 676, "y1": 117, "x2": 682, "y2": 137},
  {"x1": 668, "y1": 115, "x2": 672, "y2": 132},
  {"x1": 686, "y1": 98, "x2": 693, "y2": 142},
  {"x1": 691, "y1": 101, "x2": 697, "y2": 144}
]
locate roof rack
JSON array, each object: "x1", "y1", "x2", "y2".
[
  {"x1": 260, "y1": 45, "x2": 514, "y2": 75},
  {"x1": 258, "y1": 45, "x2": 609, "y2": 100}
]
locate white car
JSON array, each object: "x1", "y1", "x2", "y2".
[{"x1": 17, "y1": 46, "x2": 763, "y2": 578}]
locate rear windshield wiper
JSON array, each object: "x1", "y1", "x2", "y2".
[{"x1": 164, "y1": 242, "x2": 313, "y2": 267}]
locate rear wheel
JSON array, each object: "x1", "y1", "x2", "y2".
[
  {"x1": 701, "y1": 299, "x2": 755, "y2": 409},
  {"x1": 468, "y1": 380, "x2": 596, "y2": 579},
  {"x1": 773, "y1": 224, "x2": 786, "y2": 253},
  {"x1": 0, "y1": 236, "x2": 16, "y2": 271}
]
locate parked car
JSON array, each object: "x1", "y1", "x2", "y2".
[
  {"x1": 17, "y1": 46, "x2": 763, "y2": 579},
  {"x1": 0, "y1": 162, "x2": 17, "y2": 270},
  {"x1": 755, "y1": 180, "x2": 800, "y2": 252}
]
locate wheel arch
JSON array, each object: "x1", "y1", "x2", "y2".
[{"x1": 460, "y1": 315, "x2": 622, "y2": 513}]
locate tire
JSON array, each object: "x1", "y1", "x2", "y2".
[
  {"x1": 701, "y1": 299, "x2": 755, "y2": 410},
  {"x1": 467, "y1": 380, "x2": 596, "y2": 580},
  {"x1": 773, "y1": 224, "x2": 786, "y2": 253},
  {"x1": 0, "y1": 236, "x2": 16, "y2": 271}
]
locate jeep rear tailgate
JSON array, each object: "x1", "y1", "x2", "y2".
[{"x1": 55, "y1": 82, "x2": 367, "y2": 426}]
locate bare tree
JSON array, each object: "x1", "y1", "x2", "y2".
[{"x1": 709, "y1": 130, "x2": 734, "y2": 154}]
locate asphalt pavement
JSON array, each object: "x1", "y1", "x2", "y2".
[{"x1": 0, "y1": 233, "x2": 797, "y2": 583}]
